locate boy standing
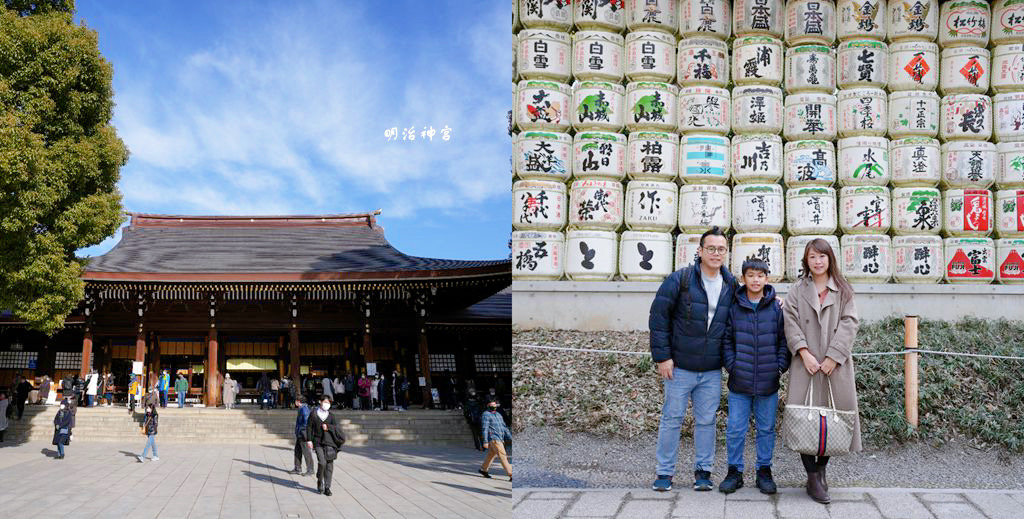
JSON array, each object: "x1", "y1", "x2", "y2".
[{"x1": 720, "y1": 259, "x2": 790, "y2": 495}]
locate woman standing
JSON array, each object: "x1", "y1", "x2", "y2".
[
  {"x1": 783, "y1": 239, "x2": 862, "y2": 504},
  {"x1": 222, "y1": 373, "x2": 237, "y2": 410},
  {"x1": 137, "y1": 404, "x2": 160, "y2": 462},
  {"x1": 52, "y1": 399, "x2": 73, "y2": 459},
  {"x1": 369, "y1": 375, "x2": 379, "y2": 410}
]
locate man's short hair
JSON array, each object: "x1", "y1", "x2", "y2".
[
  {"x1": 320, "y1": 394, "x2": 332, "y2": 403},
  {"x1": 298, "y1": 396, "x2": 308, "y2": 404},
  {"x1": 741, "y1": 259, "x2": 771, "y2": 276},
  {"x1": 699, "y1": 226, "x2": 726, "y2": 247}
]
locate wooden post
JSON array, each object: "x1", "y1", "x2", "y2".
[
  {"x1": 135, "y1": 331, "x2": 146, "y2": 388},
  {"x1": 363, "y1": 331, "x2": 374, "y2": 365},
  {"x1": 206, "y1": 329, "x2": 220, "y2": 407},
  {"x1": 904, "y1": 315, "x2": 919, "y2": 428},
  {"x1": 418, "y1": 330, "x2": 432, "y2": 409},
  {"x1": 289, "y1": 329, "x2": 300, "y2": 390},
  {"x1": 80, "y1": 330, "x2": 93, "y2": 378}
]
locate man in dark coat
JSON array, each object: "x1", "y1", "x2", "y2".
[
  {"x1": 15, "y1": 375, "x2": 33, "y2": 420},
  {"x1": 463, "y1": 389, "x2": 484, "y2": 451},
  {"x1": 649, "y1": 227, "x2": 737, "y2": 493},
  {"x1": 306, "y1": 395, "x2": 341, "y2": 495},
  {"x1": 290, "y1": 396, "x2": 314, "y2": 476}
]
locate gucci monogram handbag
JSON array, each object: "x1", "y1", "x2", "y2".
[{"x1": 783, "y1": 376, "x2": 855, "y2": 457}]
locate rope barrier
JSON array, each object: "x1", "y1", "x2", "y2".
[{"x1": 512, "y1": 343, "x2": 1024, "y2": 361}]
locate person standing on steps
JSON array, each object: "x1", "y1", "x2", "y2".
[
  {"x1": 158, "y1": 369, "x2": 170, "y2": 408},
  {"x1": 128, "y1": 374, "x2": 141, "y2": 414},
  {"x1": 463, "y1": 388, "x2": 483, "y2": 451},
  {"x1": 289, "y1": 396, "x2": 314, "y2": 477},
  {"x1": 0, "y1": 392, "x2": 8, "y2": 442},
  {"x1": 258, "y1": 372, "x2": 271, "y2": 410},
  {"x1": 369, "y1": 374, "x2": 379, "y2": 411},
  {"x1": 306, "y1": 395, "x2": 343, "y2": 496},
  {"x1": 52, "y1": 398, "x2": 73, "y2": 459},
  {"x1": 103, "y1": 372, "x2": 115, "y2": 407},
  {"x1": 137, "y1": 403, "x2": 160, "y2": 462},
  {"x1": 15, "y1": 374, "x2": 33, "y2": 419},
  {"x1": 222, "y1": 373, "x2": 237, "y2": 410},
  {"x1": 478, "y1": 399, "x2": 512, "y2": 482},
  {"x1": 357, "y1": 374, "x2": 371, "y2": 411},
  {"x1": 175, "y1": 373, "x2": 188, "y2": 408}
]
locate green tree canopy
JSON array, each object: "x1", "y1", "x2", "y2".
[{"x1": 1, "y1": 0, "x2": 128, "y2": 334}]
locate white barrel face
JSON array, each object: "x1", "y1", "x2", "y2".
[
  {"x1": 941, "y1": 141, "x2": 996, "y2": 189},
  {"x1": 624, "y1": 180, "x2": 678, "y2": 232},
  {"x1": 996, "y1": 189, "x2": 1024, "y2": 238},
  {"x1": 573, "y1": 31, "x2": 625, "y2": 82},
  {"x1": 573, "y1": 81, "x2": 626, "y2": 132},
  {"x1": 994, "y1": 93, "x2": 1024, "y2": 143},
  {"x1": 619, "y1": 231, "x2": 674, "y2": 280},
  {"x1": 680, "y1": 0, "x2": 731, "y2": 39},
  {"x1": 839, "y1": 137, "x2": 891, "y2": 186},
  {"x1": 888, "y1": 41, "x2": 938, "y2": 92},
  {"x1": 992, "y1": 44, "x2": 1024, "y2": 93},
  {"x1": 841, "y1": 234, "x2": 893, "y2": 283},
  {"x1": 516, "y1": 131, "x2": 572, "y2": 181},
  {"x1": 626, "y1": 82, "x2": 679, "y2": 132},
  {"x1": 514, "y1": 180, "x2": 569, "y2": 232},
  {"x1": 675, "y1": 233, "x2": 704, "y2": 270},
  {"x1": 785, "y1": 45, "x2": 837, "y2": 93},
  {"x1": 944, "y1": 237, "x2": 996, "y2": 283},
  {"x1": 512, "y1": 231, "x2": 565, "y2": 280},
  {"x1": 733, "y1": 134, "x2": 784, "y2": 183},
  {"x1": 839, "y1": 186, "x2": 892, "y2": 234},
  {"x1": 734, "y1": 0, "x2": 785, "y2": 38},
  {"x1": 938, "y1": 0, "x2": 990, "y2": 49},
  {"x1": 679, "y1": 133, "x2": 732, "y2": 183},
  {"x1": 943, "y1": 189, "x2": 994, "y2": 237},
  {"x1": 939, "y1": 95, "x2": 992, "y2": 142},
  {"x1": 837, "y1": 0, "x2": 887, "y2": 42},
  {"x1": 939, "y1": 47, "x2": 989, "y2": 95},
  {"x1": 785, "y1": 140, "x2": 837, "y2": 187},
  {"x1": 516, "y1": 80, "x2": 572, "y2": 132},
  {"x1": 993, "y1": 0, "x2": 1024, "y2": 45},
  {"x1": 677, "y1": 38, "x2": 730, "y2": 87},
  {"x1": 731, "y1": 233, "x2": 785, "y2": 282},
  {"x1": 733, "y1": 184, "x2": 784, "y2": 233},
  {"x1": 574, "y1": 0, "x2": 627, "y2": 32},
  {"x1": 732, "y1": 86, "x2": 784, "y2": 135},
  {"x1": 566, "y1": 230, "x2": 619, "y2": 280},
  {"x1": 996, "y1": 238, "x2": 1024, "y2": 283},
  {"x1": 569, "y1": 179, "x2": 625, "y2": 230},
  {"x1": 679, "y1": 184, "x2": 732, "y2": 232},
  {"x1": 626, "y1": 30, "x2": 677, "y2": 83},
  {"x1": 520, "y1": 0, "x2": 573, "y2": 30},
  {"x1": 677, "y1": 87, "x2": 732, "y2": 135},
  {"x1": 890, "y1": 137, "x2": 941, "y2": 187},
  {"x1": 573, "y1": 131, "x2": 627, "y2": 181},
  {"x1": 787, "y1": 187, "x2": 839, "y2": 236},
  {"x1": 893, "y1": 235, "x2": 944, "y2": 283},
  {"x1": 785, "y1": 0, "x2": 837, "y2": 45},
  {"x1": 732, "y1": 37, "x2": 785, "y2": 86},
  {"x1": 838, "y1": 89, "x2": 888, "y2": 138},
  {"x1": 518, "y1": 30, "x2": 572, "y2": 82},
  {"x1": 888, "y1": 0, "x2": 939, "y2": 43},
  {"x1": 627, "y1": 131, "x2": 679, "y2": 181},
  {"x1": 891, "y1": 187, "x2": 941, "y2": 235},
  {"x1": 837, "y1": 40, "x2": 889, "y2": 90},
  {"x1": 888, "y1": 91, "x2": 939, "y2": 139},
  {"x1": 626, "y1": 0, "x2": 679, "y2": 34},
  {"x1": 784, "y1": 94, "x2": 838, "y2": 141},
  {"x1": 786, "y1": 235, "x2": 840, "y2": 281}
]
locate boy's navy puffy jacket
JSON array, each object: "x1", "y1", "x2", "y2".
[
  {"x1": 723, "y1": 284, "x2": 791, "y2": 396},
  {"x1": 649, "y1": 259, "x2": 737, "y2": 372}
]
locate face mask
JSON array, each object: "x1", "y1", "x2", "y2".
[
  {"x1": 59, "y1": 405, "x2": 66, "y2": 410},
  {"x1": 488, "y1": 405, "x2": 498, "y2": 411},
  {"x1": 321, "y1": 403, "x2": 330, "y2": 411}
]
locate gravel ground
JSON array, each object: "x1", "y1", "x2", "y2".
[{"x1": 515, "y1": 426, "x2": 1024, "y2": 490}]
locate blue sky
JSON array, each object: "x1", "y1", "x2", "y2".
[{"x1": 74, "y1": 1, "x2": 512, "y2": 261}]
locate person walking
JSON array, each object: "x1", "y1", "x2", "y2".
[
  {"x1": 52, "y1": 399, "x2": 73, "y2": 459},
  {"x1": 39, "y1": 376, "x2": 52, "y2": 406},
  {"x1": 15, "y1": 375, "x2": 33, "y2": 420},
  {"x1": 174, "y1": 374, "x2": 188, "y2": 408},
  {"x1": 222, "y1": 373, "x2": 237, "y2": 410},
  {"x1": 289, "y1": 396, "x2": 315, "y2": 476},
  {"x1": 369, "y1": 375, "x2": 379, "y2": 411},
  {"x1": 357, "y1": 374, "x2": 371, "y2": 411},
  {"x1": 478, "y1": 399, "x2": 512, "y2": 481},
  {"x1": 137, "y1": 404, "x2": 160, "y2": 462},
  {"x1": 718, "y1": 259, "x2": 790, "y2": 495},
  {"x1": 649, "y1": 227, "x2": 738, "y2": 492},
  {"x1": 306, "y1": 395, "x2": 342, "y2": 495},
  {"x1": 783, "y1": 238, "x2": 862, "y2": 504},
  {"x1": 158, "y1": 369, "x2": 170, "y2": 408},
  {"x1": 0, "y1": 392, "x2": 8, "y2": 442},
  {"x1": 464, "y1": 389, "x2": 484, "y2": 451}
]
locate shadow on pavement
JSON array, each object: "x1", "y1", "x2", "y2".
[
  {"x1": 240, "y1": 469, "x2": 313, "y2": 492},
  {"x1": 40, "y1": 448, "x2": 58, "y2": 458},
  {"x1": 433, "y1": 480, "x2": 511, "y2": 498},
  {"x1": 233, "y1": 458, "x2": 289, "y2": 473}
]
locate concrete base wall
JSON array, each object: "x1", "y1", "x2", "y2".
[{"x1": 513, "y1": 281, "x2": 1024, "y2": 331}]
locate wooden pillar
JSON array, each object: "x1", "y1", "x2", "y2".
[
  {"x1": 362, "y1": 331, "x2": 374, "y2": 368},
  {"x1": 289, "y1": 329, "x2": 300, "y2": 390},
  {"x1": 152, "y1": 337, "x2": 162, "y2": 377},
  {"x1": 418, "y1": 329, "x2": 432, "y2": 409},
  {"x1": 135, "y1": 331, "x2": 146, "y2": 388},
  {"x1": 206, "y1": 329, "x2": 220, "y2": 407},
  {"x1": 80, "y1": 330, "x2": 93, "y2": 378}
]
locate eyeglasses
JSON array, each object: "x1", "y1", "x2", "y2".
[{"x1": 703, "y1": 246, "x2": 728, "y2": 255}]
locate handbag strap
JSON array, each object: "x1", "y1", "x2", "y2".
[{"x1": 804, "y1": 373, "x2": 839, "y2": 412}]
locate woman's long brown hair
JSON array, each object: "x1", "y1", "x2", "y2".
[{"x1": 801, "y1": 238, "x2": 854, "y2": 301}]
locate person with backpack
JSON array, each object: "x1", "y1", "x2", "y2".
[
  {"x1": 158, "y1": 369, "x2": 170, "y2": 408},
  {"x1": 52, "y1": 398, "x2": 73, "y2": 459},
  {"x1": 477, "y1": 399, "x2": 512, "y2": 481},
  {"x1": 289, "y1": 396, "x2": 314, "y2": 477},
  {"x1": 718, "y1": 259, "x2": 791, "y2": 495},
  {"x1": 649, "y1": 227, "x2": 738, "y2": 492},
  {"x1": 137, "y1": 403, "x2": 160, "y2": 462},
  {"x1": 174, "y1": 374, "x2": 188, "y2": 408},
  {"x1": 306, "y1": 395, "x2": 345, "y2": 495},
  {"x1": 128, "y1": 375, "x2": 141, "y2": 414}
]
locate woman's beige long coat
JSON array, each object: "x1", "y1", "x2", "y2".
[{"x1": 783, "y1": 276, "x2": 863, "y2": 452}]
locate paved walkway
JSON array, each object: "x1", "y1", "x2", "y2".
[
  {"x1": 512, "y1": 487, "x2": 1024, "y2": 518},
  {"x1": 0, "y1": 441, "x2": 511, "y2": 518}
]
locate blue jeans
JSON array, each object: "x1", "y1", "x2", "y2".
[
  {"x1": 105, "y1": 392, "x2": 113, "y2": 404},
  {"x1": 142, "y1": 434, "x2": 158, "y2": 458},
  {"x1": 159, "y1": 391, "x2": 168, "y2": 407},
  {"x1": 178, "y1": 391, "x2": 186, "y2": 407},
  {"x1": 655, "y1": 368, "x2": 722, "y2": 476},
  {"x1": 725, "y1": 392, "x2": 779, "y2": 472},
  {"x1": 86, "y1": 394, "x2": 94, "y2": 407},
  {"x1": 57, "y1": 442, "x2": 65, "y2": 457}
]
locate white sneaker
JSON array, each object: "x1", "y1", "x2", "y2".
[
  {"x1": 151, "y1": 456, "x2": 160, "y2": 461},
  {"x1": 136, "y1": 455, "x2": 144, "y2": 463}
]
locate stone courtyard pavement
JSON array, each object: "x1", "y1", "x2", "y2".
[
  {"x1": 512, "y1": 487, "x2": 1024, "y2": 519},
  {"x1": 0, "y1": 441, "x2": 511, "y2": 518}
]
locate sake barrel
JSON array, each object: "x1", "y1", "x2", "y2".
[
  {"x1": 992, "y1": 0, "x2": 1024, "y2": 45},
  {"x1": 515, "y1": 79, "x2": 571, "y2": 132},
  {"x1": 732, "y1": 36, "x2": 785, "y2": 86},
  {"x1": 943, "y1": 188, "x2": 994, "y2": 236},
  {"x1": 784, "y1": 93, "x2": 838, "y2": 141},
  {"x1": 841, "y1": 234, "x2": 893, "y2": 283},
  {"x1": 619, "y1": 231, "x2": 674, "y2": 280},
  {"x1": 786, "y1": 186, "x2": 839, "y2": 235},
  {"x1": 732, "y1": 134, "x2": 784, "y2": 183},
  {"x1": 513, "y1": 180, "x2": 569, "y2": 231},
  {"x1": 568, "y1": 179, "x2": 625, "y2": 230},
  {"x1": 838, "y1": 88, "x2": 888, "y2": 138},
  {"x1": 625, "y1": 30, "x2": 676, "y2": 83},
  {"x1": 518, "y1": 29, "x2": 572, "y2": 82},
  {"x1": 574, "y1": 0, "x2": 627, "y2": 32},
  {"x1": 784, "y1": 139, "x2": 837, "y2": 187},
  {"x1": 944, "y1": 236, "x2": 995, "y2": 283},
  {"x1": 997, "y1": 141, "x2": 1024, "y2": 188},
  {"x1": 785, "y1": 45, "x2": 837, "y2": 94},
  {"x1": 573, "y1": 131, "x2": 627, "y2": 180},
  {"x1": 624, "y1": 180, "x2": 678, "y2": 231},
  {"x1": 938, "y1": 0, "x2": 990, "y2": 49},
  {"x1": 734, "y1": 0, "x2": 785, "y2": 38},
  {"x1": 680, "y1": 0, "x2": 731, "y2": 39},
  {"x1": 677, "y1": 87, "x2": 731, "y2": 134},
  {"x1": 731, "y1": 233, "x2": 785, "y2": 282},
  {"x1": 994, "y1": 92, "x2": 1024, "y2": 143},
  {"x1": 785, "y1": 0, "x2": 837, "y2": 45},
  {"x1": 888, "y1": 90, "x2": 940, "y2": 138},
  {"x1": 893, "y1": 235, "x2": 944, "y2": 283},
  {"x1": 565, "y1": 230, "x2": 618, "y2": 281},
  {"x1": 888, "y1": 41, "x2": 939, "y2": 91},
  {"x1": 572, "y1": 31, "x2": 625, "y2": 83},
  {"x1": 675, "y1": 233, "x2": 703, "y2": 270},
  {"x1": 520, "y1": 0, "x2": 572, "y2": 30},
  {"x1": 838, "y1": 40, "x2": 889, "y2": 89},
  {"x1": 627, "y1": 131, "x2": 679, "y2": 181},
  {"x1": 516, "y1": 131, "x2": 572, "y2": 181},
  {"x1": 888, "y1": 0, "x2": 939, "y2": 42},
  {"x1": 891, "y1": 137, "x2": 942, "y2": 187},
  {"x1": 733, "y1": 183, "x2": 784, "y2": 233},
  {"x1": 678, "y1": 183, "x2": 732, "y2": 232},
  {"x1": 840, "y1": 185, "x2": 892, "y2": 234},
  {"x1": 573, "y1": 81, "x2": 626, "y2": 132},
  {"x1": 626, "y1": 81, "x2": 678, "y2": 132},
  {"x1": 939, "y1": 47, "x2": 990, "y2": 95},
  {"x1": 512, "y1": 231, "x2": 565, "y2": 280},
  {"x1": 991, "y1": 44, "x2": 1024, "y2": 93},
  {"x1": 626, "y1": 0, "x2": 678, "y2": 34},
  {"x1": 837, "y1": 0, "x2": 888, "y2": 41},
  {"x1": 996, "y1": 189, "x2": 1024, "y2": 237},
  {"x1": 732, "y1": 85, "x2": 784, "y2": 135},
  {"x1": 514, "y1": 0, "x2": 520, "y2": 34},
  {"x1": 786, "y1": 235, "x2": 841, "y2": 281},
  {"x1": 939, "y1": 94, "x2": 992, "y2": 141},
  {"x1": 679, "y1": 133, "x2": 731, "y2": 183},
  {"x1": 839, "y1": 136, "x2": 891, "y2": 186},
  {"x1": 940, "y1": 140, "x2": 996, "y2": 188},
  {"x1": 996, "y1": 237, "x2": 1024, "y2": 283},
  {"x1": 676, "y1": 38, "x2": 730, "y2": 87},
  {"x1": 892, "y1": 187, "x2": 942, "y2": 235}
]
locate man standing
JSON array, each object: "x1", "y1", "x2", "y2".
[
  {"x1": 306, "y1": 395, "x2": 340, "y2": 496},
  {"x1": 270, "y1": 377, "x2": 280, "y2": 409},
  {"x1": 158, "y1": 369, "x2": 170, "y2": 408},
  {"x1": 463, "y1": 388, "x2": 484, "y2": 451},
  {"x1": 649, "y1": 227, "x2": 737, "y2": 492},
  {"x1": 175, "y1": 373, "x2": 188, "y2": 408},
  {"x1": 15, "y1": 374, "x2": 33, "y2": 420},
  {"x1": 289, "y1": 396, "x2": 314, "y2": 477},
  {"x1": 280, "y1": 376, "x2": 292, "y2": 409}
]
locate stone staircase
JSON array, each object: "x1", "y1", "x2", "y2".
[{"x1": 3, "y1": 405, "x2": 475, "y2": 446}]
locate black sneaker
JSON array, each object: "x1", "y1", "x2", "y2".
[
  {"x1": 651, "y1": 475, "x2": 672, "y2": 492},
  {"x1": 718, "y1": 466, "x2": 743, "y2": 494},
  {"x1": 694, "y1": 470, "x2": 713, "y2": 491},
  {"x1": 756, "y1": 466, "x2": 777, "y2": 495},
  {"x1": 478, "y1": 469, "x2": 492, "y2": 479}
]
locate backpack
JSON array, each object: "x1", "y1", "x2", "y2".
[{"x1": 401, "y1": 381, "x2": 410, "y2": 392}]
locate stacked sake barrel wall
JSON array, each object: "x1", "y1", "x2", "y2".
[{"x1": 511, "y1": 0, "x2": 1024, "y2": 287}]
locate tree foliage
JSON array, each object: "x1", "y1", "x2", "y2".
[{"x1": 1, "y1": 1, "x2": 128, "y2": 334}]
